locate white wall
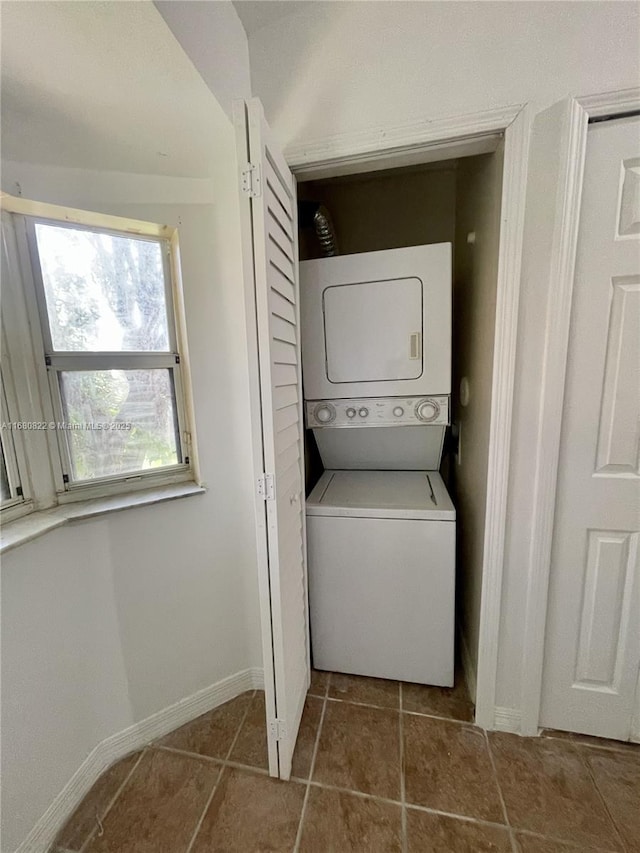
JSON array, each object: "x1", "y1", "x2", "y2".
[
  {"x1": 248, "y1": 1, "x2": 639, "y2": 151},
  {"x1": 244, "y1": 0, "x2": 640, "y2": 719},
  {"x1": 154, "y1": 0, "x2": 250, "y2": 119},
  {"x1": 452, "y1": 148, "x2": 504, "y2": 694},
  {"x1": 0, "y1": 150, "x2": 263, "y2": 851},
  {"x1": 1, "y1": 525, "x2": 131, "y2": 852},
  {"x1": 0, "y1": 0, "x2": 239, "y2": 178}
]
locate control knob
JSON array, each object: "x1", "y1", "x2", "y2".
[
  {"x1": 415, "y1": 399, "x2": 440, "y2": 423},
  {"x1": 358, "y1": 407, "x2": 369, "y2": 418},
  {"x1": 314, "y1": 403, "x2": 336, "y2": 424},
  {"x1": 393, "y1": 406, "x2": 404, "y2": 417},
  {"x1": 346, "y1": 407, "x2": 357, "y2": 419}
]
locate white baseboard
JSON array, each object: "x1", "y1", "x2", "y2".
[
  {"x1": 16, "y1": 667, "x2": 264, "y2": 853},
  {"x1": 492, "y1": 706, "x2": 522, "y2": 733},
  {"x1": 455, "y1": 631, "x2": 521, "y2": 736},
  {"x1": 459, "y1": 630, "x2": 477, "y2": 706}
]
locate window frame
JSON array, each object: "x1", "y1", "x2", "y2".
[
  {"x1": 0, "y1": 370, "x2": 30, "y2": 518},
  {"x1": 0, "y1": 194, "x2": 198, "y2": 513}
]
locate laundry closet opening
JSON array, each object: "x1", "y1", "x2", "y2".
[{"x1": 295, "y1": 141, "x2": 505, "y2": 705}]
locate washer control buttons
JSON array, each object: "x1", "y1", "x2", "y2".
[
  {"x1": 308, "y1": 397, "x2": 448, "y2": 426},
  {"x1": 314, "y1": 403, "x2": 336, "y2": 424},
  {"x1": 415, "y1": 398, "x2": 441, "y2": 423}
]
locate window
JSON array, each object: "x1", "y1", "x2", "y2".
[
  {"x1": 0, "y1": 196, "x2": 196, "y2": 517},
  {"x1": 1, "y1": 250, "x2": 31, "y2": 519},
  {"x1": 0, "y1": 446, "x2": 10, "y2": 501},
  {"x1": 0, "y1": 382, "x2": 25, "y2": 510},
  {"x1": 30, "y1": 221, "x2": 187, "y2": 486}
]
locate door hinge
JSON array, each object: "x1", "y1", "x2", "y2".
[
  {"x1": 257, "y1": 473, "x2": 275, "y2": 501},
  {"x1": 269, "y1": 718, "x2": 287, "y2": 741},
  {"x1": 241, "y1": 162, "x2": 262, "y2": 198}
]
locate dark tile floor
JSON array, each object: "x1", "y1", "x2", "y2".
[{"x1": 51, "y1": 672, "x2": 639, "y2": 853}]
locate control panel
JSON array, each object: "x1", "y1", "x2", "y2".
[{"x1": 306, "y1": 396, "x2": 450, "y2": 428}]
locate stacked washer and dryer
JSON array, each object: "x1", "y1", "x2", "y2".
[{"x1": 300, "y1": 243, "x2": 456, "y2": 687}]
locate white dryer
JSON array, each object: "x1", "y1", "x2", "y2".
[
  {"x1": 300, "y1": 243, "x2": 451, "y2": 401},
  {"x1": 306, "y1": 470, "x2": 455, "y2": 686}
]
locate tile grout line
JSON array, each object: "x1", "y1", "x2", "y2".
[
  {"x1": 579, "y1": 740, "x2": 639, "y2": 755},
  {"x1": 223, "y1": 757, "x2": 268, "y2": 775},
  {"x1": 508, "y1": 828, "x2": 520, "y2": 853},
  {"x1": 183, "y1": 690, "x2": 256, "y2": 853},
  {"x1": 482, "y1": 730, "x2": 517, "y2": 853},
  {"x1": 580, "y1": 746, "x2": 629, "y2": 853},
  {"x1": 297, "y1": 776, "x2": 514, "y2": 832},
  {"x1": 399, "y1": 682, "x2": 408, "y2": 853},
  {"x1": 182, "y1": 771, "x2": 220, "y2": 853},
  {"x1": 398, "y1": 705, "x2": 474, "y2": 724},
  {"x1": 325, "y1": 692, "x2": 473, "y2": 725},
  {"x1": 515, "y1": 827, "x2": 623, "y2": 853},
  {"x1": 152, "y1": 743, "x2": 270, "y2": 777},
  {"x1": 541, "y1": 731, "x2": 640, "y2": 756},
  {"x1": 222, "y1": 689, "x2": 257, "y2": 764},
  {"x1": 293, "y1": 674, "x2": 331, "y2": 852},
  {"x1": 78, "y1": 748, "x2": 146, "y2": 853},
  {"x1": 153, "y1": 744, "x2": 229, "y2": 765}
]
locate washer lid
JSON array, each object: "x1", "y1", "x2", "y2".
[{"x1": 306, "y1": 470, "x2": 455, "y2": 521}]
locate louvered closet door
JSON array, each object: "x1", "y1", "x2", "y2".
[{"x1": 235, "y1": 98, "x2": 309, "y2": 779}]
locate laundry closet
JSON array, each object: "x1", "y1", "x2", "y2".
[{"x1": 296, "y1": 147, "x2": 505, "y2": 696}]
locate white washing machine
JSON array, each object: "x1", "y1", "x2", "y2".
[
  {"x1": 307, "y1": 469, "x2": 455, "y2": 686},
  {"x1": 305, "y1": 393, "x2": 449, "y2": 469},
  {"x1": 301, "y1": 243, "x2": 451, "y2": 401}
]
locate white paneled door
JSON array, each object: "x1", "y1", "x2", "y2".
[
  {"x1": 235, "y1": 98, "x2": 310, "y2": 777},
  {"x1": 540, "y1": 116, "x2": 640, "y2": 741}
]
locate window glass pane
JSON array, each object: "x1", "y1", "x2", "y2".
[
  {"x1": 0, "y1": 444, "x2": 11, "y2": 502},
  {"x1": 59, "y1": 370, "x2": 180, "y2": 481},
  {"x1": 35, "y1": 224, "x2": 170, "y2": 352}
]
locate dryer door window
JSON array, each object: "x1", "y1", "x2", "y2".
[{"x1": 323, "y1": 277, "x2": 423, "y2": 384}]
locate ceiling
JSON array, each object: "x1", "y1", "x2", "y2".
[
  {"x1": 0, "y1": 1, "x2": 227, "y2": 177},
  {"x1": 232, "y1": 0, "x2": 308, "y2": 35}
]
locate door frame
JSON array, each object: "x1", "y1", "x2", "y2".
[
  {"x1": 286, "y1": 102, "x2": 531, "y2": 729},
  {"x1": 515, "y1": 87, "x2": 640, "y2": 737}
]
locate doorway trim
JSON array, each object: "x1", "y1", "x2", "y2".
[
  {"x1": 285, "y1": 102, "x2": 531, "y2": 729},
  {"x1": 517, "y1": 87, "x2": 640, "y2": 737}
]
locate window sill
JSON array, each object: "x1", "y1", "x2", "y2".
[{"x1": 0, "y1": 481, "x2": 206, "y2": 556}]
